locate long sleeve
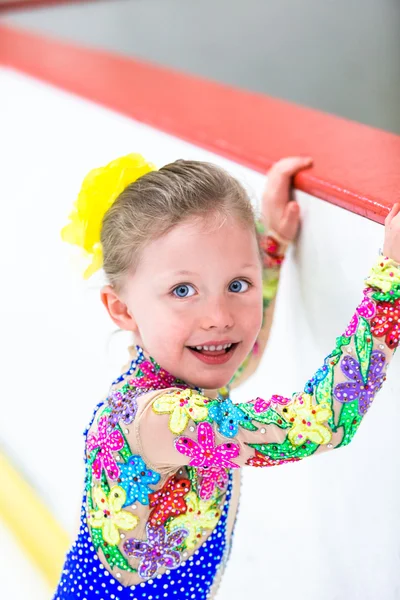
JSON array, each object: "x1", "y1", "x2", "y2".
[
  {"x1": 140, "y1": 255, "x2": 400, "y2": 472},
  {"x1": 221, "y1": 220, "x2": 289, "y2": 394}
]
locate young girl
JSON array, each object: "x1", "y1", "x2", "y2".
[{"x1": 56, "y1": 153, "x2": 400, "y2": 600}]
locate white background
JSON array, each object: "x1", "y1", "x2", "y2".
[{"x1": 1, "y1": 67, "x2": 399, "y2": 599}]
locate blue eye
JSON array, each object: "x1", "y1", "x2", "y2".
[
  {"x1": 172, "y1": 284, "x2": 196, "y2": 298},
  {"x1": 229, "y1": 279, "x2": 250, "y2": 293},
  {"x1": 172, "y1": 279, "x2": 251, "y2": 298}
]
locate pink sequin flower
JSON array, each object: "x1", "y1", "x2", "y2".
[
  {"x1": 343, "y1": 289, "x2": 376, "y2": 337},
  {"x1": 87, "y1": 416, "x2": 124, "y2": 480},
  {"x1": 197, "y1": 465, "x2": 229, "y2": 501},
  {"x1": 175, "y1": 422, "x2": 240, "y2": 470},
  {"x1": 129, "y1": 360, "x2": 187, "y2": 391},
  {"x1": 254, "y1": 395, "x2": 291, "y2": 413}
]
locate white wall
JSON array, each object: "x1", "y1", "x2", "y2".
[{"x1": 1, "y1": 67, "x2": 399, "y2": 600}]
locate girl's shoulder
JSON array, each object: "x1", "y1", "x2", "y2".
[
  {"x1": 86, "y1": 384, "x2": 183, "y2": 439},
  {"x1": 85, "y1": 375, "x2": 189, "y2": 463},
  {"x1": 84, "y1": 351, "x2": 202, "y2": 469}
]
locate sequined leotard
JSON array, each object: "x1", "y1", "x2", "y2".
[{"x1": 54, "y1": 254, "x2": 400, "y2": 599}]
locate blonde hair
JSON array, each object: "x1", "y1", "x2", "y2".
[{"x1": 101, "y1": 159, "x2": 263, "y2": 291}]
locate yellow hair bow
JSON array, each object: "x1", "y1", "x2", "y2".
[{"x1": 61, "y1": 153, "x2": 157, "y2": 279}]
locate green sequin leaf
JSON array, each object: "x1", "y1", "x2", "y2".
[
  {"x1": 101, "y1": 471, "x2": 111, "y2": 494},
  {"x1": 238, "y1": 403, "x2": 291, "y2": 429},
  {"x1": 315, "y1": 366, "x2": 337, "y2": 431},
  {"x1": 87, "y1": 448, "x2": 100, "y2": 469},
  {"x1": 86, "y1": 476, "x2": 94, "y2": 507},
  {"x1": 336, "y1": 400, "x2": 362, "y2": 448},
  {"x1": 99, "y1": 406, "x2": 112, "y2": 419},
  {"x1": 238, "y1": 417, "x2": 259, "y2": 432},
  {"x1": 90, "y1": 526, "x2": 103, "y2": 550},
  {"x1": 103, "y1": 545, "x2": 136, "y2": 573},
  {"x1": 372, "y1": 284, "x2": 400, "y2": 303},
  {"x1": 314, "y1": 335, "x2": 350, "y2": 430},
  {"x1": 315, "y1": 366, "x2": 333, "y2": 405},
  {"x1": 355, "y1": 317, "x2": 373, "y2": 383},
  {"x1": 89, "y1": 527, "x2": 136, "y2": 573},
  {"x1": 248, "y1": 436, "x2": 318, "y2": 460},
  {"x1": 186, "y1": 466, "x2": 198, "y2": 491},
  {"x1": 335, "y1": 335, "x2": 351, "y2": 350}
]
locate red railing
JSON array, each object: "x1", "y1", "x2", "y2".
[
  {"x1": 1, "y1": 24, "x2": 399, "y2": 223},
  {"x1": 0, "y1": 0, "x2": 99, "y2": 12}
]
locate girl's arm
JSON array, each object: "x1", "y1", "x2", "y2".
[
  {"x1": 222, "y1": 157, "x2": 311, "y2": 393},
  {"x1": 224, "y1": 222, "x2": 288, "y2": 393},
  {"x1": 140, "y1": 253, "x2": 400, "y2": 469}
]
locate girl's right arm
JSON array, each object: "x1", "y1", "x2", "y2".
[
  {"x1": 225, "y1": 158, "x2": 311, "y2": 394},
  {"x1": 140, "y1": 206, "x2": 400, "y2": 470}
]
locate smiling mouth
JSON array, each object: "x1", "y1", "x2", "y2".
[{"x1": 187, "y1": 342, "x2": 239, "y2": 355}]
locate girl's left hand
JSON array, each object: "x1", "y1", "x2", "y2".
[{"x1": 261, "y1": 156, "x2": 313, "y2": 243}]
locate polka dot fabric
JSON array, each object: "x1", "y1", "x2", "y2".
[{"x1": 54, "y1": 481, "x2": 232, "y2": 599}]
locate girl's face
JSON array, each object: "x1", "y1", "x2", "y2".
[{"x1": 115, "y1": 214, "x2": 263, "y2": 395}]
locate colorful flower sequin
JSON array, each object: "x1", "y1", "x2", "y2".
[
  {"x1": 88, "y1": 486, "x2": 138, "y2": 545},
  {"x1": 304, "y1": 364, "x2": 330, "y2": 395},
  {"x1": 149, "y1": 475, "x2": 191, "y2": 527},
  {"x1": 197, "y1": 466, "x2": 229, "y2": 500},
  {"x1": 334, "y1": 351, "x2": 387, "y2": 415},
  {"x1": 259, "y1": 233, "x2": 285, "y2": 268},
  {"x1": 107, "y1": 386, "x2": 138, "y2": 427},
  {"x1": 365, "y1": 256, "x2": 400, "y2": 294},
  {"x1": 175, "y1": 421, "x2": 240, "y2": 469},
  {"x1": 208, "y1": 397, "x2": 249, "y2": 437},
  {"x1": 246, "y1": 450, "x2": 301, "y2": 467},
  {"x1": 370, "y1": 298, "x2": 400, "y2": 349},
  {"x1": 87, "y1": 416, "x2": 124, "y2": 480},
  {"x1": 253, "y1": 395, "x2": 291, "y2": 413},
  {"x1": 282, "y1": 393, "x2": 333, "y2": 446},
  {"x1": 117, "y1": 455, "x2": 161, "y2": 507},
  {"x1": 343, "y1": 289, "x2": 377, "y2": 337},
  {"x1": 153, "y1": 388, "x2": 209, "y2": 434},
  {"x1": 130, "y1": 359, "x2": 186, "y2": 391},
  {"x1": 123, "y1": 523, "x2": 188, "y2": 579},
  {"x1": 167, "y1": 492, "x2": 222, "y2": 550}
]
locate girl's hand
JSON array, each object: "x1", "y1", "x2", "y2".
[
  {"x1": 383, "y1": 202, "x2": 400, "y2": 263},
  {"x1": 261, "y1": 156, "x2": 313, "y2": 243}
]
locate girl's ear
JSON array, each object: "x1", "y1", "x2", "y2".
[{"x1": 100, "y1": 285, "x2": 139, "y2": 333}]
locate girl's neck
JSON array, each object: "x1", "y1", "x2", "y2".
[
  {"x1": 201, "y1": 387, "x2": 220, "y2": 400},
  {"x1": 127, "y1": 344, "x2": 222, "y2": 400}
]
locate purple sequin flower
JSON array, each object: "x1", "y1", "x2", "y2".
[
  {"x1": 123, "y1": 523, "x2": 188, "y2": 579},
  {"x1": 333, "y1": 350, "x2": 386, "y2": 415},
  {"x1": 107, "y1": 388, "x2": 138, "y2": 427}
]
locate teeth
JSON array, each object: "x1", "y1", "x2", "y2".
[{"x1": 193, "y1": 343, "x2": 233, "y2": 351}]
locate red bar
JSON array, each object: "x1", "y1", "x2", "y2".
[
  {"x1": 0, "y1": 0, "x2": 99, "y2": 12},
  {"x1": 1, "y1": 24, "x2": 399, "y2": 223}
]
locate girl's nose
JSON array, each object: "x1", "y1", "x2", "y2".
[{"x1": 201, "y1": 296, "x2": 235, "y2": 330}]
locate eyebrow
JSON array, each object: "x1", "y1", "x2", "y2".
[{"x1": 167, "y1": 264, "x2": 258, "y2": 276}]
